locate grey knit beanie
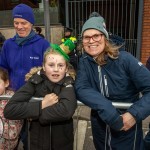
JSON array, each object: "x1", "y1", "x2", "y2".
[{"x1": 81, "y1": 16, "x2": 109, "y2": 39}]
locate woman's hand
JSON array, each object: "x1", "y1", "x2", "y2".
[
  {"x1": 121, "y1": 112, "x2": 136, "y2": 131},
  {"x1": 42, "y1": 93, "x2": 58, "y2": 109}
]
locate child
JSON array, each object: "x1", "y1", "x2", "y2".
[
  {"x1": 4, "y1": 39, "x2": 77, "y2": 150},
  {"x1": 0, "y1": 67, "x2": 23, "y2": 150}
]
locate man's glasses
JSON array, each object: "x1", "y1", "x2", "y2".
[{"x1": 82, "y1": 33, "x2": 104, "y2": 43}]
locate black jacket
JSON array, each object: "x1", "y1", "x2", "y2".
[{"x1": 4, "y1": 71, "x2": 77, "y2": 150}]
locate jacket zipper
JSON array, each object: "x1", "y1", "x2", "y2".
[
  {"x1": 98, "y1": 66, "x2": 112, "y2": 150},
  {"x1": 104, "y1": 75, "x2": 109, "y2": 97},
  {"x1": 98, "y1": 66, "x2": 109, "y2": 97},
  {"x1": 98, "y1": 66, "x2": 104, "y2": 96}
]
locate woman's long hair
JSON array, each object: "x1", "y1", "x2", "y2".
[{"x1": 95, "y1": 38, "x2": 121, "y2": 65}]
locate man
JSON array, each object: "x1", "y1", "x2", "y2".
[
  {"x1": 0, "y1": 3, "x2": 49, "y2": 91},
  {"x1": 62, "y1": 27, "x2": 78, "y2": 70},
  {"x1": 0, "y1": 3, "x2": 50, "y2": 149},
  {"x1": 61, "y1": 27, "x2": 74, "y2": 42}
]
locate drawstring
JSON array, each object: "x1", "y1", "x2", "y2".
[
  {"x1": 105, "y1": 125, "x2": 108, "y2": 150},
  {"x1": 108, "y1": 126, "x2": 112, "y2": 150},
  {"x1": 133, "y1": 124, "x2": 137, "y2": 150},
  {"x1": 105, "y1": 125, "x2": 112, "y2": 150},
  {"x1": 105, "y1": 124, "x2": 138, "y2": 150}
]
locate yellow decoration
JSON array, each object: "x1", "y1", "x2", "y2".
[{"x1": 61, "y1": 36, "x2": 77, "y2": 43}]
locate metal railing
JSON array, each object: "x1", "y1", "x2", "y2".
[
  {"x1": 0, "y1": 95, "x2": 133, "y2": 150},
  {"x1": 0, "y1": 95, "x2": 132, "y2": 109}
]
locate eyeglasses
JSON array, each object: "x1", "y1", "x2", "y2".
[{"x1": 82, "y1": 33, "x2": 103, "y2": 43}]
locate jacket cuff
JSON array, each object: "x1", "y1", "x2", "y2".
[
  {"x1": 110, "y1": 116, "x2": 123, "y2": 131},
  {"x1": 127, "y1": 109, "x2": 139, "y2": 122}
]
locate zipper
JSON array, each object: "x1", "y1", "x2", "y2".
[
  {"x1": 98, "y1": 66, "x2": 104, "y2": 96},
  {"x1": 104, "y1": 75, "x2": 109, "y2": 97},
  {"x1": 98, "y1": 66, "x2": 109, "y2": 97},
  {"x1": 98, "y1": 66, "x2": 112, "y2": 150}
]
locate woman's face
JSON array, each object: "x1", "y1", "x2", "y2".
[
  {"x1": 14, "y1": 18, "x2": 32, "y2": 37},
  {"x1": 43, "y1": 53, "x2": 68, "y2": 83},
  {"x1": 82, "y1": 29, "x2": 105, "y2": 58}
]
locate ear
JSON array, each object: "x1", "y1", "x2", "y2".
[
  {"x1": 42, "y1": 65, "x2": 45, "y2": 71},
  {"x1": 5, "y1": 80, "x2": 9, "y2": 88},
  {"x1": 65, "y1": 67, "x2": 68, "y2": 73}
]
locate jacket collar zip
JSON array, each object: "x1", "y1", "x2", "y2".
[{"x1": 98, "y1": 66, "x2": 111, "y2": 149}]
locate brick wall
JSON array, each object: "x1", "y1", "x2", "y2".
[{"x1": 141, "y1": 0, "x2": 150, "y2": 65}]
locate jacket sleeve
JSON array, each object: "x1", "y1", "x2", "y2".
[
  {"x1": 39, "y1": 81, "x2": 77, "y2": 124},
  {"x1": 123, "y1": 53, "x2": 150, "y2": 122},
  {"x1": 75, "y1": 58, "x2": 123, "y2": 131},
  {"x1": 4, "y1": 82, "x2": 41, "y2": 120}
]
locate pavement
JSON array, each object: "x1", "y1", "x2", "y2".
[{"x1": 17, "y1": 106, "x2": 150, "y2": 150}]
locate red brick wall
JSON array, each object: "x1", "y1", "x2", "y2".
[{"x1": 141, "y1": 0, "x2": 150, "y2": 65}]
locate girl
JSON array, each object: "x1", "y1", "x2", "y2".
[
  {"x1": 4, "y1": 39, "x2": 77, "y2": 150},
  {"x1": 0, "y1": 67, "x2": 23, "y2": 150}
]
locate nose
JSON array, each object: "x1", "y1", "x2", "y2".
[
  {"x1": 54, "y1": 65, "x2": 59, "y2": 71},
  {"x1": 89, "y1": 37, "x2": 94, "y2": 43}
]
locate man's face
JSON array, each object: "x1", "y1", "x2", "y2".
[
  {"x1": 65, "y1": 31, "x2": 71, "y2": 38},
  {"x1": 14, "y1": 18, "x2": 33, "y2": 37}
]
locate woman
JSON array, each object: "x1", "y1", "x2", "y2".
[{"x1": 75, "y1": 15, "x2": 150, "y2": 150}]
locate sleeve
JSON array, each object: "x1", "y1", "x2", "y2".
[
  {"x1": 123, "y1": 53, "x2": 150, "y2": 122},
  {"x1": 4, "y1": 82, "x2": 41, "y2": 120},
  {"x1": 75, "y1": 58, "x2": 123, "y2": 131},
  {"x1": 39, "y1": 80, "x2": 77, "y2": 124}
]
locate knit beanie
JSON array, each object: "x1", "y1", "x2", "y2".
[
  {"x1": 12, "y1": 4, "x2": 35, "y2": 24},
  {"x1": 81, "y1": 16, "x2": 109, "y2": 39}
]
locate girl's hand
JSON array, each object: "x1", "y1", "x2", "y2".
[{"x1": 42, "y1": 93, "x2": 58, "y2": 109}]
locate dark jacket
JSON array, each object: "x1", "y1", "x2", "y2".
[
  {"x1": 75, "y1": 51, "x2": 150, "y2": 130},
  {"x1": 0, "y1": 34, "x2": 49, "y2": 91},
  {"x1": 4, "y1": 71, "x2": 77, "y2": 150}
]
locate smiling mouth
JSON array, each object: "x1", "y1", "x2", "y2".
[{"x1": 89, "y1": 45, "x2": 97, "y2": 47}]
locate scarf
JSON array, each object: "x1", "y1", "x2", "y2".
[{"x1": 15, "y1": 30, "x2": 36, "y2": 46}]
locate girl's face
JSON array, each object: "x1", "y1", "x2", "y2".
[
  {"x1": 82, "y1": 29, "x2": 106, "y2": 58},
  {"x1": 0, "y1": 78, "x2": 9, "y2": 95},
  {"x1": 43, "y1": 53, "x2": 68, "y2": 83},
  {"x1": 14, "y1": 18, "x2": 32, "y2": 37}
]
